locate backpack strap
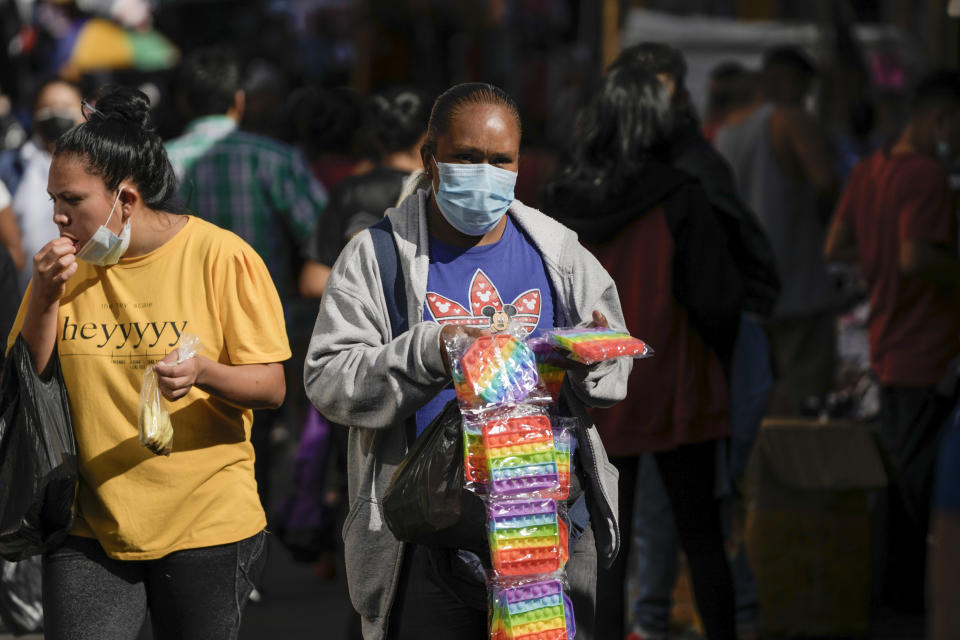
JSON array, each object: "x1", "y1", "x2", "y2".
[
  {"x1": 368, "y1": 217, "x2": 409, "y2": 338},
  {"x1": 368, "y1": 216, "x2": 418, "y2": 445}
]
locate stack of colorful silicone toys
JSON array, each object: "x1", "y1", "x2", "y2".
[
  {"x1": 443, "y1": 322, "x2": 650, "y2": 639},
  {"x1": 442, "y1": 324, "x2": 575, "y2": 640}
]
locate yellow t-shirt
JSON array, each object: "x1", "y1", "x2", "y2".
[{"x1": 8, "y1": 216, "x2": 290, "y2": 560}]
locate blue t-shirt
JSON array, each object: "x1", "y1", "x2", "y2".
[{"x1": 416, "y1": 216, "x2": 556, "y2": 434}]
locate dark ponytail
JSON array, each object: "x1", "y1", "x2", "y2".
[{"x1": 55, "y1": 87, "x2": 182, "y2": 212}]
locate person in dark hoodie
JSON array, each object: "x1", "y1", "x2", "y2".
[
  {"x1": 610, "y1": 42, "x2": 780, "y2": 321},
  {"x1": 544, "y1": 65, "x2": 742, "y2": 640},
  {"x1": 607, "y1": 42, "x2": 779, "y2": 640}
]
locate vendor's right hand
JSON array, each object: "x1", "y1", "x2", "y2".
[
  {"x1": 30, "y1": 238, "x2": 78, "y2": 308},
  {"x1": 439, "y1": 324, "x2": 490, "y2": 376}
]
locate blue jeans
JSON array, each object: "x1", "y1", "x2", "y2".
[
  {"x1": 42, "y1": 531, "x2": 267, "y2": 640},
  {"x1": 631, "y1": 315, "x2": 769, "y2": 636}
]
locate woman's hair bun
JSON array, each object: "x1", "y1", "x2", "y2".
[
  {"x1": 367, "y1": 87, "x2": 431, "y2": 153},
  {"x1": 87, "y1": 86, "x2": 153, "y2": 131}
]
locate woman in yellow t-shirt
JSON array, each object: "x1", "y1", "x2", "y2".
[{"x1": 10, "y1": 87, "x2": 290, "y2": 639}]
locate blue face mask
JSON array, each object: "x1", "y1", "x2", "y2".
[{"x1": 432, "y1": 159, "x2": 517, "y2": 236}]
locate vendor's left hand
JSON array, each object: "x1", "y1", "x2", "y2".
[
  {"x1": 155, "y1": 350, "x2": 204, "y2": 401},
  {"x1": 587, "y1": 310, "x2": 609, "y2": 329},
  {"x1": 552, "y1": 310, "x2": 610, "y2": 371}
]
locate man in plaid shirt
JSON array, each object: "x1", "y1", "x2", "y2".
[
  {"x1": 166, "y1": 47, "x2": 329, "y2": 529},
  {"x1": 166, "y1": 47, "x2": 328, "y2": 296}
]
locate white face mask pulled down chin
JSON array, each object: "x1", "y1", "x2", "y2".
[{"x1": 75, "y1": 188, "x2": 131, "y2": 266}]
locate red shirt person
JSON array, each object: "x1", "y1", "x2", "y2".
[
  {"x1": 826, "y1": 70, "x2": 960, "y2": 611},
  {"x1": 831, "y1": 151, "x2": 959, "y2": 387}
]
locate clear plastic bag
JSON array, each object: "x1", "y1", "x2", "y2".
[
  {"x1": 551, "y1": 418, "x2": 577, "y2": 501},
  {"x1": 527, "y1": 333, "x2": 567, "y2": 403},
  {"x1": 489, "y1": 577, "x2": 576, "y2": 640},
  {"x1": 138, "y1": 334, "x2": 201, "y2": 456},
  {"x1": 549, "y1": 327, "x2": 653, "y2": 365},
  {"x1": 443, "y1": 325, "x2": 550, "y2": 412},
  {"x1": 483, "y1": 411, "x2": 559, "y2": 499},
  {"x1": 463, "y1": 409, "x2": 575, "y2": 501},
  {"x1": 463, "y1": 415, "x2": 489, "y2": 491},
  {"x1": 487, "y1": 498, "x2": 569, "y2": 578}
]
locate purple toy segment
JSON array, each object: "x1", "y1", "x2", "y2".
[
  {"x1": 502, "y1": 579, "x2": 564, "y2": 605},
  {"x1": 491, "y1": 474, "x2": 560, "y2": 495},
  {"x1": 489, "y1": 499, "x2": 557, "y2": 520},
  {"x1": 562, "y1": 593, "x2": 576, "y2": 639}
]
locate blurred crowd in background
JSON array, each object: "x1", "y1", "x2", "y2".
[{"x1": 0, "y1": 1, "x2": 959, "y2": 639}]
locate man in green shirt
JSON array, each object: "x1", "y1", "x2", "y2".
[
  {"x1": 166, "y1": 46, "x2": 328, "y2": 297},
  {"x1": 166, "y1": 47, "x2": 329, "y2": 528}
]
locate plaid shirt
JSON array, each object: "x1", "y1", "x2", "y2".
[{"x1": 166, "y1": 116, "x2": 327, "y2": 290}]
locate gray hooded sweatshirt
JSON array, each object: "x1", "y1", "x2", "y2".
[{"x1": 304, "y1": 189, "x2": 630, "y2": 639}]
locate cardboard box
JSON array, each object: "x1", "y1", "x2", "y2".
[{"x1": 746, "y1": 418, "x2": 887, "y2": 638}]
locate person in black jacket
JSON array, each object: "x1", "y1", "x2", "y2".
[
  {"x1": 611, "y1": 42, "x2": 780, "y2": 319},
  {"x1": 600, "y1": 42, "x2": 778, "y2": 640},
  {"x1": 299, "y1": 87, "x2": 433, "y2": 298},
  {"x1": 545, "y1": 64, "x2": 741, "y2": 640}
]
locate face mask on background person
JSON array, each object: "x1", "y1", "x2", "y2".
[
  {"x1": 432, "y1": 158, "x2": 517, "y2": 236},
  {"x1": 34, "y1": 107, "x2": 78, "y2": 145},
  {"x1": 76, "y1": 188, "x2": 131, "y2": 266}
]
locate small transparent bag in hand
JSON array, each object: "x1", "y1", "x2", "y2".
[{"x1": 138, "y1": 334, "x2": 201, "y2": 456}]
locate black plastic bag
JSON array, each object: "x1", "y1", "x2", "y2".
[
  {"x1": 0, "y1": 336, "x2": 78, "y2": 561},
  {"x1": 382, "y1": 399, "x2": 486, "y2": 551},
  {"x1": 0, "y1": 557, "x2": 43, "y2": 634}
]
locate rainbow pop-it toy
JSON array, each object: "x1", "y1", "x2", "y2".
[
  {"x1": 463, "y1": 421, "x2": 488, "y2": 486},
  {"x1": 527, "y1": 335, "x2": 567, "y2": 402},
  {"x1": 550, "y1": 327, "x2": 651, "y2": 365},
  {"x1": 552, "y1": 430, "x2": 571, "y2": 501},
  {"x1": 459, "y1": 334, "x2": 539, "y2": 405},
  {"x1": 488, "y1": 499, "x2": 568, "y2": 577},
  {"x1": 490, "y1": 579, "x2": 576, "y2": 640},
  {"x1": 482, "y1": 415, "x2": 559, "y2": 497}
]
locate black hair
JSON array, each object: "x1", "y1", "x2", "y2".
[
  {"x1": 613, "y1": 42, "x2": 687, "y2": 86},
  {"x1": 366, "y1": 87, "x2": 432, "y2": 153},
  {"x1": 707, "y1": 61, "x2": 753, "y2": 114},
  {"x1": 31, "y1": 76, "x2": 81, "y2": 112},
  {"x1": 610, "y1": 42, "x2": 696, "y2": 122},
  {"x1": 710, "y1": 61, "x2": 747, "y2": 82},
  {"x1": 177, "y1": 46, "x2": 241, "y2": 119},
  {"x1": 762, "y1": 46, "x2": 816, "y2": 77},
  {"x1": 550, "y1": 65, "x2": 672, "y2": 198},
  {"x1": 285, "y1": 86, "x2": 363, "y2": 155},
  {"x1": 423, "y1": 83, "x2": 521, "y2": 158},
  {"x1": 911, "y1": 70, "x2": 960, "y2": 116},
  {"x1": 55, "y1": 87, "x2": 181, "y2": 212}
]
